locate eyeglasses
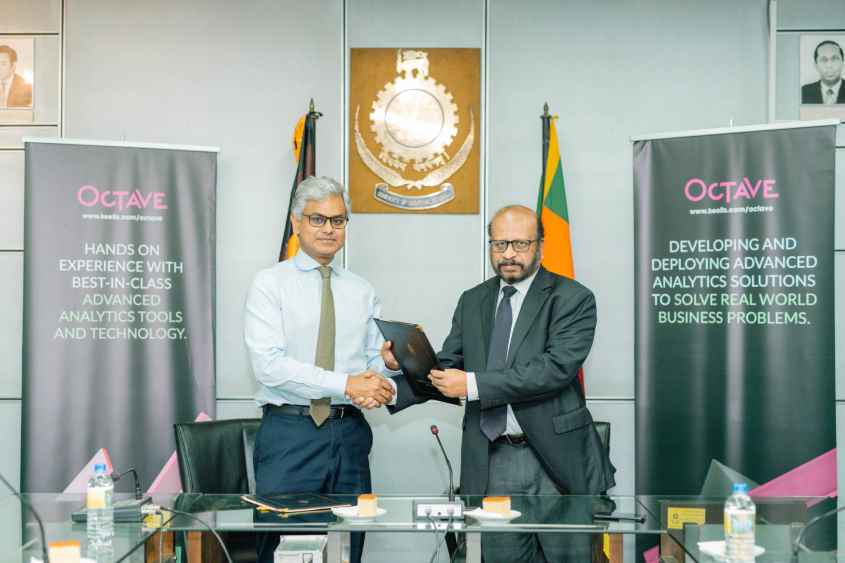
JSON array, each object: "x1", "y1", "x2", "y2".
[
  {"x1": 302, "y1": 214, "x2": 349, "y2": 229},
  {"x1": 817, "y1": 55, "x2": 843, "y2": 64},
  {"x1": 489, "y1": 239, "x2": 538, "y2": 253}
]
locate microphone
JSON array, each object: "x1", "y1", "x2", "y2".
[
  {"x1": 71, "y1": 465, "x2": 151, "y2": 524},
  {"x1": 412, "y1": 425, "x2": 464, "y2": 521},
  {"x1": 111, "y1": 467, "x2": 143, "y2": 500},
  {"x1": 430, "y1": 425, "x2": 455, "y2": 502},
  {"x1": 0, "y1": 471, "x2": 50, "y2": 563},
  {"x1": 792, "y1": 503, "x2": 845, "y2": 560},
  {"x1": 104, "y1": 466, "x2": 151, "y2": 521}
]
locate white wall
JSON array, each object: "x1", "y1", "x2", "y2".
[
  {"x1": 774, "y1": 0, "x2": 845, "y2": 496},
  {"x1": 0, "y1": 0, "x2": 61, "y2": 489}
]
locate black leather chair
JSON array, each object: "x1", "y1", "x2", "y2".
[
  {"x1": 593, "y1": 420, "x2": 611, "y2": 456},
  {"x1": 174, "y1": 418, "x2": 262, "y2": 562},
  {"x1": 174, "y1": 418, "x2": 261, "y2": 494},
  {"x1": 242, "y1": 423, "x2": 260, "y2": 495}
]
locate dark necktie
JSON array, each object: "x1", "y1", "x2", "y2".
[
  {"x1": 480, "y1": 285, "x2": 517, "y2": 441},
  {"x1": 310, "y1": 265, "x2": 334, "y2": 426}
]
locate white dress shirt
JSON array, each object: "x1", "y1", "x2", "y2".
[
  {"x1": 0, "y1": 76, "x2": 9, "y2": 108},
  {"x1": 821, "y1": 79, "x2": 843, "y2": 105},
  {"x1": 244, "y1": 250, "x2": 386, "y2": 406},
  {"x1": 465, "y1": 269, "x2": 540, "y2": 436}
]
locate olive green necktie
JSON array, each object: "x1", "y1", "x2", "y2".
[{"x1": 310, "y1": 265, "x2": 334, "y2": 426}]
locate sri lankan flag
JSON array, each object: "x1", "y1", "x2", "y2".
[
  {"x1": 278, "y1": 104, "x2": 320, "y2": 261},
  {"x1": 537, "y1": 116, "x2": 574, "y2": 278},
  {"x1": 537, "y1": 115, "x2": 584, "y2": 389}
]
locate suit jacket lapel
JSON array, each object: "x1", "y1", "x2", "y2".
[
  {"x1": 507, "y1": 268, "x2": 554, "y2": 367},
  {"x1": 479, "y1": 278, "x2": 498, "y2": 362}
]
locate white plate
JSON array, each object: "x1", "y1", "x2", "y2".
[
  {"x1": 698, "y1": 540, "x2": 765, "y2": 559},
  {"x1": 29, "y1": 556, "x2": 97, "y2": 563},
  {"x1": 331, "y1": 505, "x2": 387, "y2": 523},
  {"x1": 465, "y1": 508, "x2": 522, "y2": 526}
]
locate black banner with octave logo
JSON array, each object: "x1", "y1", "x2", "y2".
[
  {"x1": 22, "y1": 140, "x2": 216, "y2": 492},
  {"x1": 634, "y1": 125, "x2": 836, "y2": 497}
]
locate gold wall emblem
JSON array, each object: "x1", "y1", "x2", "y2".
[{"x1": 349, "y1": 48, "x2": 480, "y2": 214}]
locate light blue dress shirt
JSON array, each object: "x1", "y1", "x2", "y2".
[{"x1": 244, "y1": 250, "x2": 387, "y2": 407}]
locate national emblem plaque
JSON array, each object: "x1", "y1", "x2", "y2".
[{"x1": 349, "y1": 48, "x2": 480, "y2": 213}]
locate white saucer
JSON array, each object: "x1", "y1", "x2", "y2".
[
  {"x1": 698, "y1": 540, "x2": 765, "y2": 559},
  {"x1": 465, "y1": 508, "x2": 522, "y2": 525},
  {"x1": 331, "y1": 505, "x2": 387, "y2": 523}
]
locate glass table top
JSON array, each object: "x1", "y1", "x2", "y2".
[{"x1": 0, "y1": 492, "x2": 839, "y2": 562}]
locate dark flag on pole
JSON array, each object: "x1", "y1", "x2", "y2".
[{"x1": 278, "y1": 99, "x2": 322, "y2": 261}]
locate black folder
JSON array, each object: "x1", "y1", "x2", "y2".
[
  {"x1": 241, "y1": 493, "x2": 351, "y2": 515},
  {"x1": 375, "y1": 319, "x2": 460, "y2": 405}
]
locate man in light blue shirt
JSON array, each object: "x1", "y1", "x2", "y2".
[{"x1": 244, "y1": 176, "x2": 394, "y2": 563}]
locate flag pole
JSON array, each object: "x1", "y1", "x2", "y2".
[
  {"x1": 299, "y1": 98, "x2": 323, "y2": 189},
  {"x1": 538, "y1": 102, "x2": 551, "y2": 213},
  {"x1": 541, "y1": 103, "x2": 551, "y2": 184},
  {"x1": 279, "y1": 99, "x2": 322, "y2": 262}
]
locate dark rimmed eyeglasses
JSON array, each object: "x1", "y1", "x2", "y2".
[
  {"x1": 302, "y1": 214, "x2": 349, "y2": 229},
  {"x1": 488, "y1": 239, "x2": 538, "y2": 253}
]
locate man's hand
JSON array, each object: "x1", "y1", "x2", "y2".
[
  {"x1": 346, "y1": 370, "x2": 394, "y2": 409},
  {"x1": 429, "y1": 369, "x2": 467, "y2": 398},
  {"x1": 380, "y1": 340, "x2": 400, "y2": 371}
]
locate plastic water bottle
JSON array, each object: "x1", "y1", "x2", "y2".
[
  {"x1": 86, "y1": 463, "x2": 114, "y2": 550},
  {"x1": 724, "y1": 482, "x2": 756, "y2": 562}
]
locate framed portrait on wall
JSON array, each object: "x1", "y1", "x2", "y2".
[
  {"x1": 348, "y1": 48, "x2": 480, "y2": 214},
  {"x1": 0, "y1": 36, "x2": 35, "y2": 123},
  {"x1": 799, "y1": 34, "x2": 845, "y2": 121}
]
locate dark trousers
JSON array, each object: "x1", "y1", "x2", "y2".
[
  {"x1": 483, "y1": 441, "x2": 592, "y2": 563},
  {"x1": 254, "y1": 407, "x2": 373, "y2": 563}
]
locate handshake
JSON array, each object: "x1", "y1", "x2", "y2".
[
  {"x1": 343, "y1": 341, "x2": 401, "y2": 410},
  {"x1": 345, "y1": 371, "x2": 394, "y2": 409},
  {"x1": 343, "y1": 340, "x2": 468, "y2": 409}
]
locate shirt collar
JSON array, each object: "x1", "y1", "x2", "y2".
[
  {"x1": 293, "y1": 249, "x2": 343, "y2": 277},
  {"x1": 499, "y1": 268, "x2": 540, "y2": 297},
  {"x1": 822, "y1": 79, "x2": 843, "y2": 96}
]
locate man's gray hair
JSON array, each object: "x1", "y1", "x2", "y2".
[{"x1": 291, "y1": 176, "x2": 352, "y2": 219}]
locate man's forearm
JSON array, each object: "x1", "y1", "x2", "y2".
[
  {"x1": 474, "y1": 359, "x2": 581, "y2": 406},
  {"x1": 249, "y1": 350, "x2": 350, "y2": 399}
]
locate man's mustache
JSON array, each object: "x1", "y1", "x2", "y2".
[{"x1": 497, "y1": 260, "x2": 523, "y2": 268}]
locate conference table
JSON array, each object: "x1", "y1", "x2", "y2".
[{"x1": 1, "y1": 492, "x2": 839, "y2": 562}]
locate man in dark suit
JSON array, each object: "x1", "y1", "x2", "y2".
[
  {"x1": 381, "y1": 205, "x2": 615, "y2": 562},
  {"x1": 801, "y1": 40, "x2": 845, "y2": 105},
  {"x1": 0, "y1": 45, "x2": 32, "y2": 108}
]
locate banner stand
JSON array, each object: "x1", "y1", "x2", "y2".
[{"x1": 22, "y1": 138, "x2": 218, "y2": 493}]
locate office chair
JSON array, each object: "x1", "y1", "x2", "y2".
[{"x1": 174, "y1": 418, "x2": 262, "y2": 563}]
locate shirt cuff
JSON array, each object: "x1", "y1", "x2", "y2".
[
  {"x1": 465, "y1": 372, "x2": 479, "y2": 401},
  {"x1": 322, "y1": 369, "x2": 350, "y2": 400},
  {"x1": 387, "y1": 378, "x2": 398, "y2": 406}
]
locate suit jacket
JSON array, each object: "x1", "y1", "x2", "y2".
[
  {"x1": 801, "y1": 80, "x2": 845, "y2": 104},
  {"x1": 391, "y1": 267, "x2": 616, "y2": 495},
  {"x1": 5, "y1": 74, "x2": 32, "y2": 108}
]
